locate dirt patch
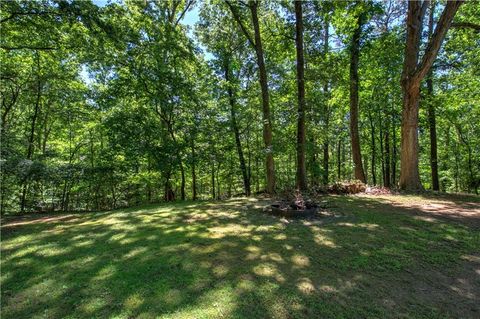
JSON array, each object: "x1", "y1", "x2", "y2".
[{"x1": 356, "y1": 194, "x2": 480, "y2": 228}]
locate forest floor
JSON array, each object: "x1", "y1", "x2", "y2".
[{"x1": 1, "y1": 193, "x2": 479, "y2": 319}]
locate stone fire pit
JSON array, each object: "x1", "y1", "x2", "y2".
[{"x1": 263, "y1": 191, "x2": 323, "y2": 218}]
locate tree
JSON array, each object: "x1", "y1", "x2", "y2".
[
  {"x1": 427, "y1": 1, "x2": 439, "y2": 191},
  {"x1": 226, "y1": 0, "x2": 276, "y2": 194},
  {"x1": 399, "y1": 0, "x2": 463, "y2": 190},
  {"x1": 349, "y1": 7, "x2": 367, "y2": 183},
  {"x1": 294, "y1": 0, "x2": 307, "y2": 190}
]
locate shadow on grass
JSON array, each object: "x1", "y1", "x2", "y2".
[{"x1": 1, "y1": 196, "x2": 479, "y2": 318}]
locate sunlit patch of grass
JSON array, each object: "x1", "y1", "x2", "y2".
[{"x1": 1, "y1": 196, "x2": 479, "y2": 318}]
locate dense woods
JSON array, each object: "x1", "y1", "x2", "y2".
[{"x1": 1, "y1": 0, "x2": 479, "y2": 213}]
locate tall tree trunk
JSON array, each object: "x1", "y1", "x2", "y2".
[
  {"x1": 294, "y1": 0, "x2": 307, "y2": 190},
  {"x1": 427, "y1": 1, "x2": 439, "y2": 191},
  {"x1": 337, "y1": 139, "x2": 341, "y2": 181},
  {"x1": 399, "y1": 0, "x2": 463, "y2": 190},
  {"x1": 392, "y1": 112, "x2": 397, "y2": 186},
  {"x1": 225, "y1": 60, "x2": 251, "y2": 196},
  {"x1": 249, "y1": 1, "x2": 275, "y2": 194},
  {"x1": 191, "y1": 139, "x2": 197, "y2": 200},
  {"x1": 368, "y1": 111, "x2": 376, "y2": 185},
  {"x1": 166, "y1": 124, "x2": 185, "y2": 200},
  {"x1": 179, "y1": 161, "x2": 186, "y2": 200},
  {"x1": 384, "y1": 129, "x2": 391, "y2": 188},
  {"x1": 399, "y1": 82, "x2": 422, "y2": 190},
  {"x1": 226, "y1": 1, "x2": 275, "y2": 194},
  {"x1": 211, "y1": 162, "x2": 215, "y2": 199},
  {"x1": 323, "y1": 17, "x2": 330, "y2": 186},
  {"x1": 349, "y1": 13, "x2": 366, "y2": 183},
  {"x1": 21, "y1": 70, "x2": 42, "y2": 213},
  {"x1": 379, "y1": 121, "x2": 385, "y2": 186}
]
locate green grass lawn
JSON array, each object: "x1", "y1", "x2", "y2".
[{"x1": 1, "y1": 195, "x2": 479, "y2": 319}]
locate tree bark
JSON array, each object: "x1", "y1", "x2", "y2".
[
  {"x1": 249, "y1": 1, "x2": 275, "y2": 194},
  {"x1": 427, "y1": 1, "x2": 439, "y2": 191},
  {"x1": 349, "y1": 13, "x2": 366, "y2": 183},
  {"x1": 384, "y1": 129, "x2": 391, "y2": 188},
  {"x1": 294, "y1": 0, "x2": 307, "y2": 190},
  {"x1": 21, "y1": 64, "x2": 42, "y2": 213},
  {"x1": 191, "y1": 139, "x2": 197, "y2": 200},
  {"x1": 368, "y1": 111, "x2": 376, "y2": 185},
  {"x1": 323, "y1": 17, "x2": 330, "y2": 186},
  {"x1": 226, "y1": 0, "x2": 276, "y2": 194},
  {"x1": 225, "y1": 60, "x2": 251, "y2": 196},
  {"x1": 211, "y1": 161, "x2": 215, "y2": 199},
  {"x1": 399, "y1": 0, "x2": 463, "y2": 190},
  {"x1": 337, "y1": 139, "x2": 341, "y2": 181}
]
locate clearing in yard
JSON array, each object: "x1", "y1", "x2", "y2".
[{"x1": 1, "y1": 194, "x2": 479, "y2": 319}]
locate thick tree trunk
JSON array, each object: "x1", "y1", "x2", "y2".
[
  {"x1": 225, "y1": 61, "x2": 251, "y2": 196},
  {"x1": 349, "y1": 13, "x2": 366, "y2": 183},
  {"x1": 294, "y1": 0, "x2": 307, "y2": 190},
  {"x1": 399, "y1": 82, "x2": 422, "y2": 190},
  {"x1": 399, "y1": 0, "x2": 463, "y2": 190}
]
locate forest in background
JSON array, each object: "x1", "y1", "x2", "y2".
[{"x1": 1, "y1": 0, "x2": 479, "y2": 214}]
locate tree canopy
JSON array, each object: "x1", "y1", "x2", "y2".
[{"x1": 1, "y1": 0, "x2": 479, "y2": 213}]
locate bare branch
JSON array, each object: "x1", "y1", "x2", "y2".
[{"x1": 174, "y1": 0, "x2": 195, "y2": 27}]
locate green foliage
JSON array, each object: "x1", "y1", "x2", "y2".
[{"x1": 1, "y1": 0, "x2": 479, "y2": 213}]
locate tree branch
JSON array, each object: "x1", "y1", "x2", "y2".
[
  {"x1": 174, "y1": 0, "x2": 195, "y2": 27},
  {"x1": 414, "y1": 0, "x2": 464, "y2": 81},
  {"x1": 1, "y1": 45, "x2": 58, "y2": 51},
  {"x1": 224, "y1": 0, "x2": 255, "y2": 48},
  {"x1": 451, "y1": 22, "x2": 480, "y2": 32}
]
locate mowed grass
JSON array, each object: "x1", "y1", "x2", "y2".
[{"x1": 1, "y1": 195, "x2": 479, "y2": 319}]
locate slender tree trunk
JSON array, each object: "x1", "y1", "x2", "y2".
[
  {"x1": 349, "y1": 13, "x2": 366, "y2": 183},
  {"x1": 384, "y1": 130, "x2": 391, "y2": 188},
  {"x1": 294, "y1": 0, "x2": 307, "y2": 190},
  {"x1": 249, "y1": 1, "x2": 275, "y2": 194},
  {"x1": 337, "y1": 139, "x2": 341, "y2": 181},
  {"x1": 392, "y1": 112, "x2": 397, "y2": 186},
  {"x1": 323, "y1": 18, "x2": 330, "y2": 186},
  {"x1": 179, "y1": 161, "x2": 186, "y2": 200},
  {"x1": 21, "y1": 73, "x2": 42, "y2": 213},
  {"x1": 227, "y1": 1, "x2": 275, "y2": 194},
  {"x1": 211, "y1": 162, "x2": 215, "y2": 199},
  {"x1": 191, "y1": 139, "x2": 197, "y2": 200},
  {"x1": 225, "y1": 60, "x2": 250, "y2": 195},
  {"x1": 379, "y1": 122, "x2": 385, "y2": 186},
  {"x1": 368, "y1": 111, "x2": 376, "y2": 185},
  {"x1": 427, "y1": 2, "x2": 439, "y2": 191}
]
